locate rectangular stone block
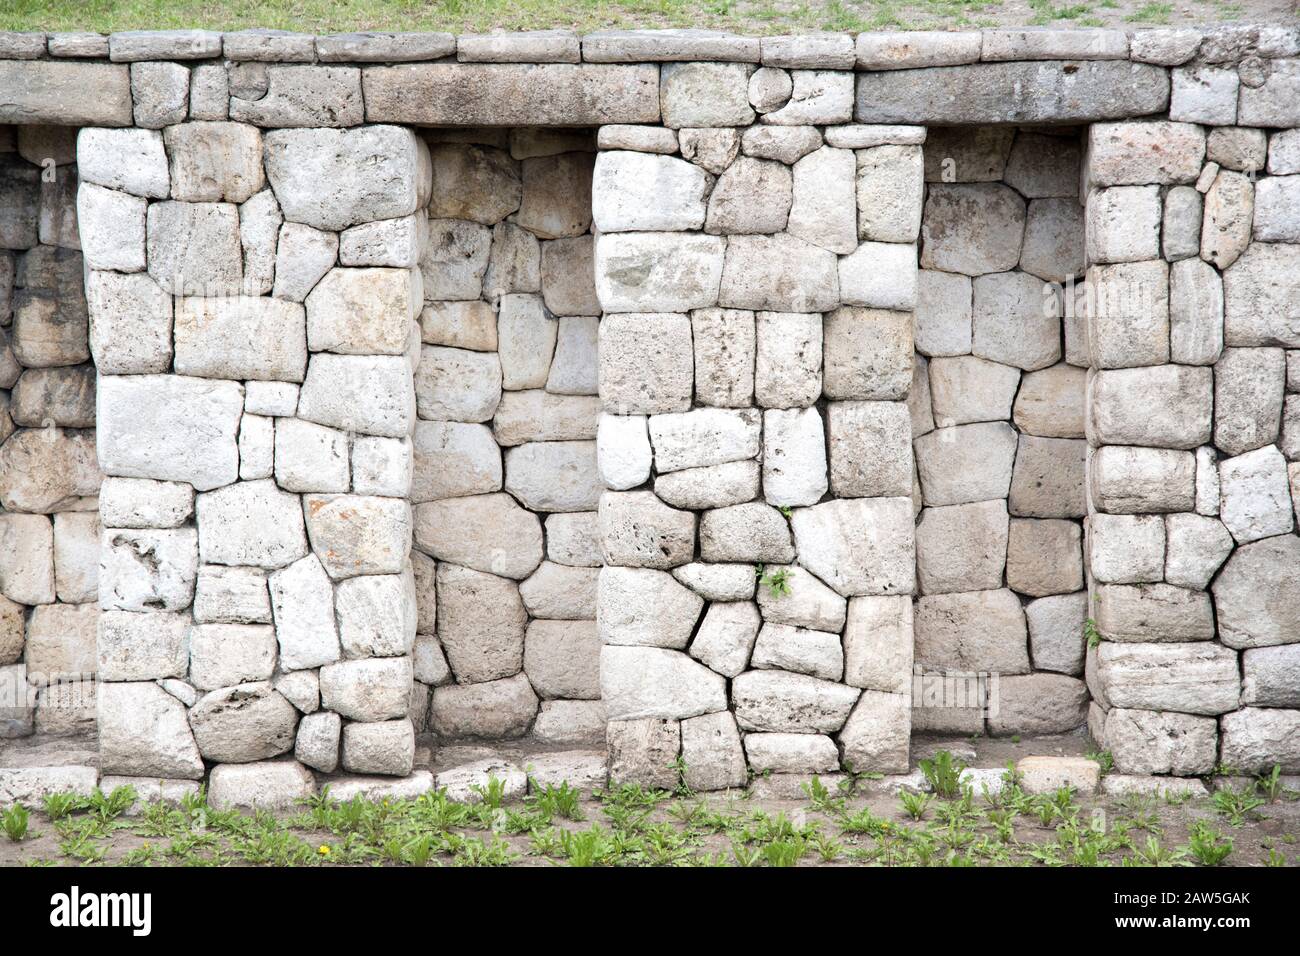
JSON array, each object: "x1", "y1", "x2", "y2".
[{"x1": 0, "y1": 61, "x2": 132, "y2": 126}]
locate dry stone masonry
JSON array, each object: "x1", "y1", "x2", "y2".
[{"x1": 0, "y1": 23, "x2": 1297, "y2": 804}]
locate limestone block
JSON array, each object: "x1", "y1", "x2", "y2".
[
  {"x1": 920, "y1": 184, "x2": 1025, "y2": 276},
  {"x1": 763, "y1": 407, "x2": 828, "y2": 507},
  {"x1": 731, "y1": 669, "x2": 859, "y2": 733},
  {"x1": 592, "y1": 151, "x2": 709, "y2": 232},
  {"x1": 1025, "y1": 591, "x2": 1086, "y2": 676},
  {"x1": 827, "y1": 400, "x2": 912, "y2": 498},
  {"x1": 972, "y1": 271, "x2": 1060, "y2": 371},
  {"x1": 1006, "y1": 518, "x2": 1083, "y2": 597},
  {"x1": 915, "y1": 500, "x2": 1008, "y2": 595},
  {"x1": 1085, "y1": 260, "x2": 1170, "y2": 369},
  {"x1": 842, "y1": 594, "x2": 913, "y2": 694},
  {"x1": 601, "y1": 646, "x2": 727, "y2": 721},
  {"x1": 594, "y1": 232, "x2": 723, "y2": 313},
  {"x1": 1219, "y1": 445, "x2": 1294, "y2": 544},
  {"x1": 928, "y1": 356, "x2": 1020, "y2": 426},
  {"x1": 524, "y1": 620, "x2": 600, "y2": 699},
  {"x1": 431, "y1": 672, "x2": 538, "y2": 739},
  {"x1": 1097, "y1": 641, "x2": 1240, "y2": 715},
  {"x1": 914, "y1": 422, "x2": 1017, "y2": 506},
  {"x1": 599, "y1": 312, "x2": 693, "y2": 414},
  {"x1": 751, "y1": 622, "x2": 843, "y2": 681},
  {"x1": 1214, "y1": 347, "x2": 1285, "y2": 456},
  {"x1": 1089, "y1": 445, "x2": 1195, "y2": 515},
  {"x1": 790, "y1": 497, "x2": 915, "y2": 596},
  {"x1": 1089, "y1": 365, "x2": 1212, "y2": 449},
  {"x1": 822, "y1": 306, "x2": 913, "y2": 400},
  {"x1": 85, "y1": 270, "x2": 173, "y2": 374},
  {"x1": 99, "y1": 528, "x2": 197, "y2": 612},
  {"x1": 505, "y1": 441, "x2": 601, "y2": 512},
  {"x1": 692, "y1": 308, "x2": 755, "y2": 408},
  {"x1": 1213, "y1": 535, "x2": 1300, "y2": 648},
  {"x1": 717, "y1": 233, "x2": 839, "y2": 312},
  {"x1": 414, "y1": 492, "x2": 542, "y2": 580}
]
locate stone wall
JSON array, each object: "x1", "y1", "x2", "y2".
[
  {"x1": 912, "y1": 127, "x2": 1090, "y2": 738},
  {"x1": 1084, "y1": 112, "x2": 1300, "y2": 775},
  {"x1": 411, "y1": 128, "x2": 604, "y2": 748},
  {"x1": 0, "y1": 123, "x2": 101, "y2": 742},
  {"x1": 0, "y1": 24, "x2": 1296, "y2": 798}
]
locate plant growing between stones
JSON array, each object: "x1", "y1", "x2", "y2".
[
  {"x1": 3, "y1": 804, "x2": 30, "y2": 842},
  {"x1": 1187, "y1": 821, "x2": 1233, "y2": 866},
  {"x1": 754, "y1": 564, "x2": 793, "y2": 598},
  {"x1": 919, "y1": 749, "x2": 966, "y2": 798},
  {"x1": 1084, "y1": 618, "x2": 1102, "y2": 649},
  {"x1": 1256, "y1": 764, "x2": 1283, "y2": 804},
  {"x1": 1086, "y1": 749, "x2": 1114, "y2": 774}
]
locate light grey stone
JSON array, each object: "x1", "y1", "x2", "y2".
[
  {"x1": 838, "y1": 241, "x2": 917, "y2": 312},
  {"x1": 787, "y1": 146, "x2": 856, "y2": 253},
  {"x1": 649, "y1": 407, "x2": 760, "y2": 473},
  {"x1": 827, "y1": 400, "x2": 912, "y2": 498},
  {"x1": 601, "y1": 645, "x2": 727, "y2": 721},
  {"x1": 856, "y1": 144, "x2": 923, "y2": 243},
  {"x1": 1097, "y1": 641, "x2": 1240, "y2": 716},
  {"x1": 190, "y1": 682, "x2": 298, "y2": 763},
  {"x1": 914, "y1": 421, "x2": 1017, "y2": 506},
  {"x1": 420, "y1": 219, "x2": 488, "y2": 301},
  {"x1": 519, "y1": 561, "x2": 598, "y2": 620},
  {"x1": 77, "y1": 127, "x2": 169, "y2": 198},
  {"x1": 76, "y1": 183, "x2": 145, "y2": 272},
  {"x1": 763, "y1": 407, "x2": 827, "y2": 507},
  {"x1": 494, "y1": 390, "x2": 600, "y2": 446},
  {"x1": 660, "y1": 61, "x2": 755, "y2": 128},
  {"x1": 1220, "y1": 708, "x2": 1300, "y2": 773},
  {"x1": 692, "y1": 308, "x2": 755, "y2": 408},
  {"x1": 606, "y1": 718, "x2": 679, "y2": 789},
  {"x1": 1006, "y1": 517, "x2": 1083, "y2": 598},
  {"x1": 718, "y1": 233, "x2": 838, "y2": 313},
  {"x1": 1025, "y1": 591, "x2": 1087, "y2": 676},
  {"x1": 1089, "y1": 514, "x2": 1165, "y2": 585},
  {"x1": 790, "y1": 497, "x2": 915, "y2": 597},
  {"x1": 822, "y1": 306, "x2": 913, "y2": 400},
  {"x1": 336, "y1": 570, "x2": 417, "y2": 660},
  {"x1": 1164, "y1": 513, "x2": 1234, "y2": 590},
  {"x1": 414, "y1": 492, "x2": 542, "y2": 580},
  {"x1": 763, "y1": 70, "x2": 852, "y2": 125},
  {"x1": 595, "y1": 232, "x2": 724, "y2": 314},
  {"x1": 677, "y1": 128, "x2": 741, "y2": 174},
  {"x1": 194, "y1": 566, "x2": 270, "y2": 625},
  {"x1": 914, "y1": 270, "x2": 972, "y2": 358},
  {"x1": 741, "y1": 125, "x2": 822, "y2": 164},
  {"x1": 430, "y1": 673, "x2": 538, "y2": 739},
  {"x1": 1200, "y1": 168, "x2": 1253, "y2": 269},
  {"x1": 754, "y1": 315, "x2": 821, "y2": 409},
  {"x1": 591, "y1": 151, "x2": 709, "y2": 232},
  {"x1": 1242, "y1": 645, "x2": 1300, "y2": 707},
  {"x1": 268, "y1": 554, "x2": 340, "y2": 670},
  {"x1": 655, "y1": 460, "x2": 760, "y2": 510},
  {"x1": 705, "y1": 157, "x2": 792, "y2": 236},
  {"x1": 1213, "y1": 535, "x2": 1300, "y2": 649},
  {"x1": 98, "y1": 681, "x2": 203, "y2": 779},
  {"x1": 751, "y1": 622, "x2": 843, "y2": 681},
  {"x1": 131, "y1": 61, "x2": 189, "y2": 128},
  {"x1": 673, "y1": 563, "x2": 757, "y2": 602},
  {"x1": 699, "y1": 501, "x2": 794, "y2": 564},
  {"x1": 99, "y1": 528, "x2": 197, "y2": 613},
  {"x1": 731, "y1": 670, "x2": 859, "y2": 733},
  {"x1": 915, "y1": 588, "x2": 1030, "y2": 673},
  {"x1": 1219, "y1": 445, "x2": 1294, "y2": 544},
  {"x1": 1089, "y1": 365, "x2": 1212, "y2": 450},
  {"x1": 842, "y1": 594, "x2": 912, "y2": 694},
  {"x1": 915, "y1": 500, "x2": 1008, "y2": 596},
  {"x1": 921, "y1": 184, "x2": 1025, "y2": 276}
]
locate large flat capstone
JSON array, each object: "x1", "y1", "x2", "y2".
[
  {"x1": 855, "y1": 61, "x2": 1169, "y2": 124},
  {"x1": 362, "y1": 63, "x2": 660, "y2": 126},
  {"x1": 0, "y1": 61, "x2": 133, "y2": 126}
]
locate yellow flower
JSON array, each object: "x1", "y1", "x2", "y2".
[{"x1": 318, "y1": 845, "x2": 331, "y2": 856}]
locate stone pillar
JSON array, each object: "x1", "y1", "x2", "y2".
[
  {"x1": 593, "y1": 64, "x2": 920, "y2": 793},
  {"x1": 1084, "y1": 113, "x2": 1300, "y2": 775},
  {"x1": 0, "y1": 124, "x2": 100, "y2": 745},
  {"x1": 911, "y1": 127, "x2": 1090, "y2": 739},
  {"x1": 83, "y1": 121, "x2": 426, "y2": 794}
]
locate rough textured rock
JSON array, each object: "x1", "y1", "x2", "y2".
[
  {"x1": 430, "y1": 673, "x2": 539, "y2": 739},
  {"x1": 599, "y1": 566, "x2": 703, "y2": 649},
  {"x1": 598, "y1": 491, "x2": 695, "y2": 569},
  {"x1": 595, "y1": 232, "x2": 724, "y2": 314},
  {"x1": 987, "y1": 674, "x2": 1088, "y2": 735},
  {"x1": 699, "y1": 502, "x2": 794, "y2": 563},
  {"x1": 791, "y1": 498, "x2": 915, "y2": 596},
  {"x1": 914, "y1": 422, "x2": 1017, "y2": 506},
  {"x1": 304, "y1": 494, "x2": 411, "y2": 579},
  {"x1": 679, "y1": 711, "x2": 747, "y2": 791},
  {"x1": 915, "y1": 589, "x2": 1030, "y2": 674},
  {"x1": 189, "y1": 682, "x2": 298, "y2": 763},
  {"x1": 592, "y1": 151, "x2": 709, "y2": 232},
  {"x1": 601, "y1": 646, "x2": 727, "y2": 720},
  {"x1": 606, "y1": 718, "x2": 680, "y2": 789},
  {"x1": 915, "y1": 500, "x2": 1008, "y2": 596},
  {"x1": 297, "y1": 353, "x2": 414, "y2": 438},
  {"x1": 822, "y1": 307, "x2": 913, "y2": 400},
  {"x1": 598, "y1": 312, "x2": 693, "y2": 413},
  {"x1": 717, "y1": 233, "x2": 839, "y2": 313},
  {"x1": 827, "y1": 401, "x2": 912, "y2": 498},
  {"x1": 842, "y1": 595, "x2": 912, "y2": 694},
  {"x1": 1219, "y1": 708, "x2": 1300, "y2": 772},
  {"x1": 1219, "y1": 445, "x2": 1294, "y2": 544},
  {"x1": 920, "y1": 184, "x2": 1025, "y2": 276},
  {"x1": 208, "y1": 760, "x2": 316, "y2": 810},
  {"x1": 505, "y1": 441, "x2": 600, "y2": 513},
  {"x1": 1213, "y1": 535, "x2": 1300, "y2": 649},
  {"x1": 1090, "y1": 445, "x2": 1195, "y2": 515},
  {"x1": 415, "y1": 493, "x2": 542, "y2": 580},
  {"x1": 98, "y1": 682, "x2": 204, "y2": 779},
  {"x1": 706, "y1": 157, "x2": 792, "y2": 236},
  {"x1": 732, "y1": 670, "x2": 859, "y2": 733},
  {"x1": 1025, "y1": 592, "x2": 1086, "y2": 676},
  {"x1": 1097, "y1": 642, "x2": 1240, "y2": 716}
]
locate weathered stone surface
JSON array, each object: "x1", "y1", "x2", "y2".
[
  {"x1": 414, "y1": 492, "x2": 542, "y2": 580},
  {"x1": 655, "y1": 460, "x2": 760, "y2": 510},
  {"x1": 301, "y1": 494, "x2": 410, "y2": 582},
  {"x1": 1164, "y1": 513, "x2": 1234, "y2": 590},
  {"x1": 1104, "y1": 708, "x2": 1218, "y2": 775},
  {"x1": 752, "y1": 622, "x2": 843, "y2": 681},
  {"x1": 131, "y1": 61, "x2": 190, "y2": 127},
  {"x1": 1097, "y1": 582, "x2": 1216, "y2": 644},
  {"x1": 915, "y1": 589, "x2": 1029, "y2": 673},
  {"x1": 691, "y1": 308, "x2": 755, "y2": 408},
  {"x1": 420, "y1": 301, "x2": 497, "y2": 353},
  {"x1": 718, "y1": 234, "x2": 839, "y2": 313},
  {"x1": 98, "y1": 682, "x2": 203, "y2": 779},
  {"x1": 1219, "y1": 445, "x2": 1294, "y2": 544},
  {"x1": 972, "y1": 271, "x2": 1060, "y2": 371},
  {"x1": 679, "y1": 711, "x2": 747, "y2": 791},
  {"x1": 524, "y1": 620, "x2": 599, "y2": 700},
  {"x1": 1088, "y1": 513, "x2": 1165, "y2": 585},
  {"x1": 700, "y1": 502, "x2": 794, "y2": 563},
  {"x1": 23, "y1": 603, "x2": 97, "y2": 682},
  {"x1": 839, "y1": 241, "x2": 917, "y2": 312},
  {"x1": 319, "y1": 656, "x2": 412, "y2": 723},
  {"x1": 196, "y1": 479, "x2": 307, "y2": 569},
  {"x1": 1214, "y1": 348, "x2": 1285, "y2": 456},
  {"x1": 592, "y1": 151, "x2": 708, "y2": 232},
  {"x1": 548, "y1": 315, "x2": 599, "y2": 395},
  {"x1": 341, "y1": 719, "x2": 414, "y2": 776},
  {"x1": 600, "y1": 566, "x2": 703, "y2": 649},
  {"x1": 691, "y1": 600, "x2": 759, "y2": 676},
  {"x1": 601, "y1": 646, "x2": 726, "y2": 720},
  {"x1": 678, "y1": 128, "x2": 741, "y2": 173},
  {"x1": 305, "y1": 267, "x2": 417, "y2": 357},
  {"x1": 1219, "y1": 708, "x2": 1300, "y2": 773},
  {"x1": 77, "y1": 127, "x2": 168, "y2": 198},
  {"x1": 336, "y1": 570, "x2": 417, "y2": 660},
  {"x1": 673, "y1": 563, "x2": 757, "y2": 602},
  {"x1": 208, "y1": 760, "x2": 315, "y2": 811},
  {"x1": 267, "y1": 554, "x2": 339, "y2": 670},
  {"x1": 1242, "y1": 645, "x2": 1300, "y2": 707},
  {"x1": 763, "y1": 407, "x2": 827, "y2": 507},
  {"x1": 297, "y1": 354, "x2": 414, "y2": 439},
  {"x1": 1201, "y1": 169, "x2": 1253, "y2": 269},
  {"x1": 914, "y1": 422, "x2": 1017, "y2": 506},
  {"x1": 541, "y1": 236, "x2": 600, "y2": 317},
  {"x1": 916, "y1": 500, "x2": 1008, "y2": 596},
  {"x1": 856, "y1": 144, "x2": 923, "y2": 243},
  {"x1": 1086, "y1": 185, "x2": 1161, "y2": 264},
  {"x1": 10, "y1": 366, "x2": 94, "y2": 430},
  {"x1": 827, "y1": 401, "x2": 912, "y2": 498},
  {"x1": 595, "y1": 232, "x2": 724, "y2": 313},
  {"x1": 705, "y1": 157, "x2": 792, "y2": 235},
  {"x1": 759, "y1": 312, "x2": 816, "y2": 408},
  {"x1": 264, "y1": 126, "x2": 421, "y2": 231},
  {"x1": 988, "y1": 674, "x2": 1088, "y2": 736},
  {"x1": 744, "y1": 732, "x2": 839, "y2": 774},
  {"x1": 732, "y1": 669, "x2": 859, "y2": 733},
  {"x1": 1223, "y1": 243, "x2": 1300, "y2": 348},
  {"x1": 414, "y1": 346, "x2": 501, "y2": 424},
  {"x1": 505, "y1": 441, "x2": 600, "y2": 512},
  {"x1": 1090, "y1": 445, "x2": 1195, "y2": 515},
  {"x1": 433, "y1": 563, "x2": 525, "y2": 683},
  {"x1": 822, "y1": 307, "x2": 913, "y2": 401},
  {"x1": 599, "y1": 491, "x2": 695, "y2": 569},
  {"x1": 1017, "y1": 755, "x2": 1100, "y2": 795},
  {"x1": 598, "y1": 312, "x2": 693, "y2": 414},
  {"x1": 99, "y1": 528, "x2": 197, "y2": 613},
  {"x1": 76, "y1": 183, "x2": 145, "y2": 272},
  {"x1": 495, "y1": 391, "x2": 600, "y2": 446},
  {"x1": 928, "y1": 356, "x2": 1019, "y2": 426},
  {"x1": 420, "y1": 218, "x2": 488, "y2": 301},
  {"x1": 1020, "y1": 198, "x2": 1083, "y2": 283},
  {"x1": 189, "y1": 623, "x2": 277, "y2": 691},
  {"x1": 410, "y1": 422, "x2": 500, "y2": 504},
  {"x1": 1169, "y1": 258, "x2": 1224, "y2": 365},
  {"x1": 741, "y1": 125, "x2": 822, "y2": 164},
  {"x1": 596, "y1": 125, "x2": 677, "y2": 153},
  {"x1": 788, "y1": 500, "x2": 915, "y2": 601},
  {"x1": 1087, "y1": 121, "x2": 1205, "y2": 186},
  {"x1": 1025, "y1": 591, "x2": 1086, "y2": 676},
  {"x1": 85, "y1": 271, "x2": 173, "y2": 375},
  {"x1": 430, "y1": 673, "x2": 538, "y2": 739},
  {"x1": 363, "y1": 63, "x2": 659, "y2": 126},
  {"x1": 190, "y1": 682, "x2": 298, "y2": 763},
  {"x1": 1085, "y1": 259, "x2": 1170, "y2": 369},
  {"x1": 1162, "y1": 185, "x2": 1203, "y2": 262},
  {"x1": 842, "y1": 595, "x2": 912, "y2": 694},
  {"x1": 1097, "y1": 642, "x2": 1240, "y2": 715},
  {"x1": 95, "y1": 610, "x2": 189, "y2": 682},
  {"x1": 486, "y1": 221, "x2": 541, "y2": 294},
  {"x1": 649, "y1": 408, "x2": 760, "y2": 473},
  {"x1": 920, "y1": 184, "x2": 1025, "y2": 276},
  {"x1": 272, "y1": 222, "x2": 338, "y2": 302},
  {"x1": 0, "y1": 428, "x2": 98, "y2": 514},
  {"x1": 749, "y1": 66, "x2": 792, "y2": 113},
  {"x1": 606, "y1": 718, "x2": 679, "y2": 789},
  {"x1": 520, "y1": 561, "x2": 598, "y2": 620},
  {"x1": 764, "y1": 70, "x2": 852, "y2": 125},
  {"x1": 597, "y1": 414, "x2": 651, "y2": 490},
  {"x1": 787, "y1": 146, "x2": 856, "y2": 253},
  {"x1": 1213, "y1": 535, "x2": 1300, "y2": 649},
  {"x1": 533, "y1": 699, "x2": 606, "y2": 744},
  {"x1": 1090, "y1": 365, "x2": 1212, "y2": 450}
]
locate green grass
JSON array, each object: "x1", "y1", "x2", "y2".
[{"x1": 0, "y1": 0, "x2": 1268, "y2": 35}]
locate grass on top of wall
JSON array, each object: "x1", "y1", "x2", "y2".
[{"x1": 0, "y1": 0, "x2": 1277, "y2": 37}]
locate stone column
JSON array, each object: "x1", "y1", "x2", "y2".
[
  {"x1": 1084, "y1": 111, "x2": 1300, "y2": 776},
  {"x1": 84, "y1": 120, "x2": 426, "y2": 799},
  {"x1": 593, "y1": 61, "x2": 920, "y2": 794}
]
